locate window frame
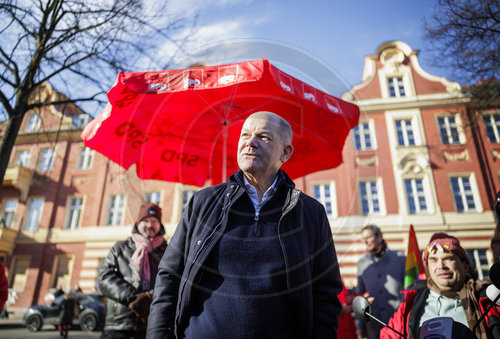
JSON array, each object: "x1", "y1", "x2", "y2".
[
  {"x1": 49, "y1": 254, "x2": 74, "y2": 290},
  {"x1": 436, "y1": 114, "x2": 463, "y2": 145},
  {"x1": 449, "y1": 174, "x2": 481, "y2": 213},
  {"x1": 144, "y1": 192, "x2": 162, "y2": 206},
  {"x1": 24, "y1": 197, "x2": 44, "y2": 231},
  {"x1": 466, "y1": 249, "x2": 490, "y2": 280},
  {"x1": 25, "y1": 113, "x2": 41, "y2": 132},
  {"x1": 9, "y1": 256, "x2": 31, "y2": 291},
  {"x1": 2, "y1": 199, "x2": 18, "y2": 228},
  {"x1": 77, "y1": 146, "x2": 94, "y2": 170},
  {"x1": 312, "y1": 181, "x2": 337, "y2": 218},
  {"x1": 181, "y1": 189, "x2": 197, "y2": 213},
  {"x1": 395, "y1": 118, "x2": 416, "y2": 146},
  {"x1": 387, "y1": 76, "x2": 406, "y2": 97},
  {"x1": 71, "y1": 114, "x2": 90, "y2": 130},
  {"x1": 404, "y1": 178, "x2": 429, "y2": 214},
  {"x1": 484, "y1": 113, "x2": 500, "y2": 143},
  {"x1": 353, "y1": 120, "x2": 377, "y2": 151},
  {"x1": 65, "y1": 196, "x2": 84, "y2": 230},
  {"x1": 358, "y1": 179, "x2": 385, "y2": 216},
  {"x1": 38, "y1": 147, "x2": 55, "y2": 171},
  {"x1": 107, "y1": 194, "x2": 126, "y2": 226},
  {"x1": 15, "y1": 149, "x2": 31, "y2": 167}
]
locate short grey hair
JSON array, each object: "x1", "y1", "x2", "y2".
[{"x1": 248, "y1": 111, "x2": 293, "y2": 144}]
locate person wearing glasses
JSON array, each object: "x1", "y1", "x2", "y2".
[{"x1": 99, "y1": 203, "x2": 167, "y2": 339}]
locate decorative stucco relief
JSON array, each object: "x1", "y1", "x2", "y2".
[
  {"x1": 492, "y1": 149, "x2": 500, "y2": 161},
  {"x1": 355, "y1": 155, "x2": 378, "y2": 167},
  {"x1": 398, "y1": 152, "x2": 429, "y2": 175},
  {"x1": 442, "y1": 149, "x2": 469, "y2": 162}
]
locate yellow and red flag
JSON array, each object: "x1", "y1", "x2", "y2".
[{"x1": 404, "y1": 224, "x2": 426, "y2": 289}]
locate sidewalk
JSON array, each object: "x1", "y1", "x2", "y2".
[{"x1": 0, "y1": 307, "x2": 26, "y2": 325}]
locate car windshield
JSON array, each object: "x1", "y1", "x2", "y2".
[{"x1": 51, "y1": 295, "x2": 64, "y2": 306}]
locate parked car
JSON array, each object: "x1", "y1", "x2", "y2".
[{"x1": 23, "y1": 293, "x2": 105, "y2": 332}]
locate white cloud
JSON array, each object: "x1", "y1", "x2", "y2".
[
  {"x1": 193, "y1": 20, "x2": 249, "y2": 43},
  {"x1": 156, "y1": 16, "x2": 258, "y2": 69},
  {"x1": 162, "y1": 0, "x2": 254, "y2": 19}
]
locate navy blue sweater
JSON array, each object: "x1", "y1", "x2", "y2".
[{"x1": 183, "y1": 184, "x2": 296, "y2": 338}]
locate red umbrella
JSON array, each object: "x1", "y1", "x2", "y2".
[{"x1": 81, "y1": 58, "x2": 359, "y2": 187}]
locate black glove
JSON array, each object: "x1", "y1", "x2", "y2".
[{"x1": 128, "y1": 290, "x2": 153, "y2": 323}]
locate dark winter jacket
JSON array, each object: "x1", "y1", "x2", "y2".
[
  {"x1": 99, "y1": 228, "x2": 167, "y2": 332},
  {"x1": 58, "y1": 296, "x2": 76, "y2": 326},
  {"x1": 147, "y1": 170, "x2": 343, "y2": 338},
  {"x1": 381, "y1": 280, "x2": 500, "y2": 339}
]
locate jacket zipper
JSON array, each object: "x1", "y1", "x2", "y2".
[
  {"x1": 277, "y1": 189, "x2": 301, "y2": 290},
  {"x1": 176, "y1": 185, "x2": 239, "y2": 328},
  {"x1": 253, "y1": 211, "x2": 259, "y2": 235}
]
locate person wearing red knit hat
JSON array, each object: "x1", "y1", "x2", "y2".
[
  {"x1": 381, "y1": 232, "x2": 500, "y2": 339},
  {"x1": 99, "y1": 203, "x2": 167, "y2": 339}
]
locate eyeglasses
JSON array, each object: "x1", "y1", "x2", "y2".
[{"x1": 140, "y1": 218, "x2": 159, "y2": 225}]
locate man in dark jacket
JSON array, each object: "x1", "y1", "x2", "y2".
[
  {"x1": 99, "y1": 203, "x2": 168, "y2": 339},
  {"x1": 381, "y1": 232, "x2": 500, "y2": 339},
  {"x1": 147, "y1": 111, "x2": 343, "y2": 338},
  {"x1": 357, "y1": 225, "x2": 406, "y2": 339}
]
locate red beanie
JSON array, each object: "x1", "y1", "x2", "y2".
[
  {"x1": 136, "y1": 203, "x2": 162, "y2": 223},
  {"x1": 423, "y1": 232, "x2": 471, "y2": 269}
]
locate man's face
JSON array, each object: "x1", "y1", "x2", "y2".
[
  {"x1": 237, "y1": 115, "x2": 291, "y2": 180},
  {"x1": 361, "y1": 229, "x2": 382, "y2": 252},
  {"x1": 427, "y1": 249, "x2": 467, "y2": 291},
  {"x1": 137, "y1": 217, "x2": 160, "y2": 238}
]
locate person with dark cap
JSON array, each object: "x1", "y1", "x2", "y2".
[
  {"x1": 99, "y1": 203, "x2": 167, "y2": 339},
  {"x1": 381, "y1": 232, "x2": 500, "y2": 339}
]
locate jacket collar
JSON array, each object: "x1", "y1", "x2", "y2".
[{"x1": 229, "y1": 169, "x2": 295, "y2": 191}]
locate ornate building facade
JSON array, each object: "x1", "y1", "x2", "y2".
[{"x1": 0, "y1": 41, "x2": 498, "y2": 312}]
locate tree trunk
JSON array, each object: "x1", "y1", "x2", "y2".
[{"x1": 0, "y1": 107, "x2": 26, "y2": 196}]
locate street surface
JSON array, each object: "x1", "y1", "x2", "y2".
[{"x1": 0, "y1": 321, "x2": 101, "y2": 338}]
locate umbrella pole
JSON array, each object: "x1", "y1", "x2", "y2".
[{"x1": 222, "y1": 121, "x2": 227, "y2": 183}]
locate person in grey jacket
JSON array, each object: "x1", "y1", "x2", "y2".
[
  {"x1": 147, "y1": 111, "x2": 343, "y2": 338},
  {"x1": 356, "y1": 225, "x2": 406, "y2": 339},
  {"x1": 99, "y1": 203, "x2": 167, "y2": 339}
]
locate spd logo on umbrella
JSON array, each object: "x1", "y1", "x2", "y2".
[{"x1": 81, "y1": 58, "x2": 360, "y2": 187}]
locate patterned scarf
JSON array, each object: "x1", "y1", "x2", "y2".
[
  {"x1": 130, "y1": 233, "x2": 164, "y2": 290},
  {"x1": 427, "y1": 277, "x2": 490, "y2": 339},
  {"x1": 459, "y1": 279, "x2": 491, "y2": 339},
  {"x1": 371, "y1": 239, "x2": 387, "y2": 258}
]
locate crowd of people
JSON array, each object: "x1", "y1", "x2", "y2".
[{"x1": 2, "y1": 111, "x2": 500, "y2": 338}]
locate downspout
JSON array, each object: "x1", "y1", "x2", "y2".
[{"x1": 96, "y1": 159, "x2": 110, "y2": 225}]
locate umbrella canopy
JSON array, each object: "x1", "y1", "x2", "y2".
[{"x1": 81, "y1": 58, "x2": 359, "y2": 187}]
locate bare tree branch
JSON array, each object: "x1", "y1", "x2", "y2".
[
  {"x1": 0, "y1": 90, "x2": 14, "y2": 116},
  {"x1": 0, "y1": 0, "x2": 193, "y2": 190},
  {"x1": 424, "y1": 0, "x2": 500, "y2": 84},
  {"x1": 26, "y1": 93, "x2": 103, "y2": 110},
  {"x1": 424, "y1": 0, "x2": 500, "y2": 111}
]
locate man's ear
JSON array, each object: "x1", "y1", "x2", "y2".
[{"x1": 281, "y1": 144, "x2": 293, "y2": 163}]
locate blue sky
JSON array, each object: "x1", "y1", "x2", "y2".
[{"x1": 162, "y1": 0, "x2": 448, "y2": 96}]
